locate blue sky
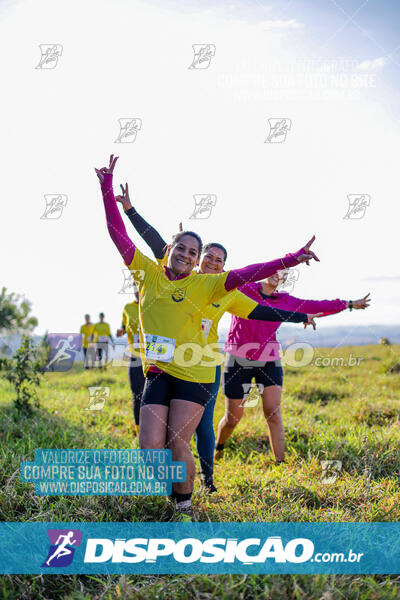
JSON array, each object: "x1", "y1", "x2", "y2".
[{"x1": 0, "y1": 0, "x2": 399, "y2": 341}]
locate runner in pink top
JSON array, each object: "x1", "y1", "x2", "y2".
[{"x1": 215, "y1": 270, "x2": 371, "y2": 464}]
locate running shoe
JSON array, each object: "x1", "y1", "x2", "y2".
[
  {"x1": 201, "y1": 477, "x2": 218, "y2": 494},
  {"x1": 170, "y1": 507, "x2": 198, "y2": 522},
  {"x1": 214, "y1": 448, "x2": 224, "y2": 461},
  {"x1": 174, "y1": 510, "x2": 193, "y2": 522}
]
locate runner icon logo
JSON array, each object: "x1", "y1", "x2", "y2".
[
  {"x1": 42, "y1": 529, "x2": 82, "y2": 567},
  {"x1": 44, "y1": 334, "x2": 82, "y2": 372}
]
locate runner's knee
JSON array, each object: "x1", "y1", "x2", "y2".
[
  {"x1": 167, "y1": 436, "x2": 190, "y2": 455},
  {"x1": 264, "y1": 406, "x2": 281, "y2": 425},
  {"x1": 225, "y1": 409, "x2": 243, "y2": 428}
]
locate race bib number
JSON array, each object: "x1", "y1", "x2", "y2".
[
  {"x1": 202, "y1": 318, "x2": 213, "y2": 340},
  {"x1": 144, "y1": 333, "x2": 176, "y2": 363}
]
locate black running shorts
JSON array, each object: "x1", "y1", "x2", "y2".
[
  {"x1": 223, "y1": 354, "x2": 283, "y2": 399},
  {"x1": 141, "y1": 371, "x2": 214, "y2": 407}
]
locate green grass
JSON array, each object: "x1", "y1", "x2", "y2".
[{"x1": 1, "y1": 343, "x2": 400, "y2": 598}]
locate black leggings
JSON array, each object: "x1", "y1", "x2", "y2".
[{"x1": 128, "y1": 356, "x2": 145, "y2": 425}]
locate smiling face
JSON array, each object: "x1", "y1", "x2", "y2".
[
  {"x1": 266, "y1": 270, "x2": 288, "y2": 290},
  {"x1": 199, "y1": 245, "x2": 225, "y2": 274},
  {"x1": 168, "y1": 234, "x2": 200, "y2": 275}
]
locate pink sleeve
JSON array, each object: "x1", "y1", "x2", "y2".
[
  {"x1": 286, "y1": 296, "x2": 347, "y2": 315},
  {"x1": 224, "y1": 248, "x2": 306, "y2": 292},
  {"x1": 100, "y1": 173, "x2": 135, "y2": 265}
]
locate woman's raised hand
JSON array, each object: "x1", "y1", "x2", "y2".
[
  {"x1": 297, "y1": 235, "x2": 320, "y2": 266},
  {"x1": 352, "y1": 293, "x2": 371, "y2": 310},
  {"x1": 304, "y1": 312, "x2": 324, "y2": 330},
  {"x1": 116, "y1": 183, "x2": 132, "y2": 211},
  {"x1": 95, "y1": 154, "x2": 119, "y2": 184}
]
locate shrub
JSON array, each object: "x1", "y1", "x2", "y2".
[{"x1": 0, "y1": 336, "x2": 43, "y2": 412}]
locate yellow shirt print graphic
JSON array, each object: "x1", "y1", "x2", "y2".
[{"x1": 171, "y1": 288, "x2": 186, "y2": 302}]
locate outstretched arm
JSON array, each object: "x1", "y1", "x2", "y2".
[
  {"x1": 247, "y1": 304, "x2": 320, "y2": 328},
  {"x1": 95, "y1": 156, "x2": 135, "y2": 265},
  {"x1": 116, "y1": 183, "x2": 167, "y2": 260},
  {"x1": 228, "y1": 290, "x2": 316, "y2": 325},
  {"x1": 285, "y1": 296, "x2": 347, "y2": 315},
  {"x1": 312, "y1": 293, "x2": 371, "y2": 317},
  {"x1": 224, "y1": 236, "x2": 320, "y2": 292}
]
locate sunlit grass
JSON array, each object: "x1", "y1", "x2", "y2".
[{"x1": 1, "y1": 343, "x2": 400, "y2": 598}]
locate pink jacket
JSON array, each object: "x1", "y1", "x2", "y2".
[{"x1": 224, "y1": 283, "x2": 347, "y2": 361}]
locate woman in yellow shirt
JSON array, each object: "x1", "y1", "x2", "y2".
[{"x1": 96, "y1": 155, "x2": 318, "y2": 518}]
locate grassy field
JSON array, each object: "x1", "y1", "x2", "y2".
[{"x1": 1, "y1": 343, "x2": 400, "y2": 599}]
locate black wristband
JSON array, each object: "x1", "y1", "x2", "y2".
[{"x1": 349, "y1": 300, "x2": 353, "y2": 311}]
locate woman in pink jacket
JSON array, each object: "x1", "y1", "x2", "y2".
[{"x1": 215, "y1": 271, "x2": 370, "y2": 464}]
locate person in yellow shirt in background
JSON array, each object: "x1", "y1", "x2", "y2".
[
  {"x1": 116, "y1": 285, "x2": 145, "y2": 435},
  {"x1": 80, "y1": 314, "x2": 95, "y2": 369},
  {"x1": 93, "y1": 313, "x2": 114, "y2": 370}
]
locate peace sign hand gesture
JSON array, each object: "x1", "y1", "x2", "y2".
[
  {"x1": 94, "y1": 154, "x2": 119, "y2": 184},
  {"x1": 115, "y1": 183, "x2": 132, "y2": 212},
  {"x1": 352, "y1": 293, "x2": 371, "y2": 310}
]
